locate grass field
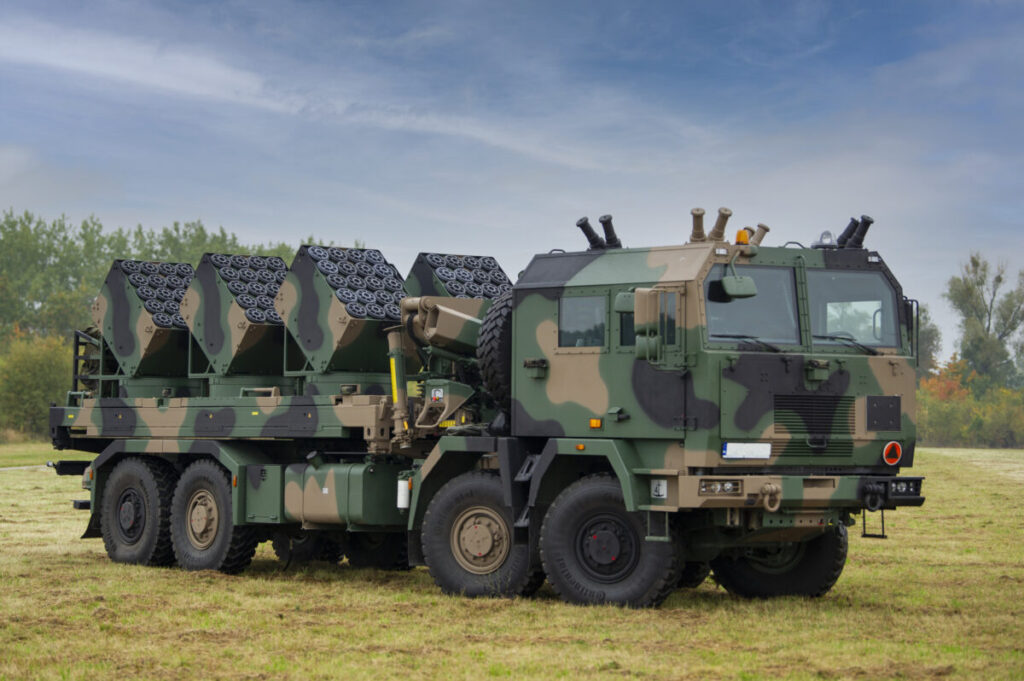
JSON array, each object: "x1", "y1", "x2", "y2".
[
  {"x1": 0, "y1": 442, "x2": 56, "y2": 468},
  {"x1": 1, "y1": 447, "x2": 1022, "y2": 680}
]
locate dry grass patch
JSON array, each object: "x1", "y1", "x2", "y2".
[{"x1": 1, "y1": 448, "x2": 1022, "y2": 680}]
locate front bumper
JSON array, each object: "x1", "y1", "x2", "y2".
[{"x1": 659, "y1": 473, "x2": 925, "y2": 511}]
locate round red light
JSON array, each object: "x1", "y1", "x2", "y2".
[{"x1": 883, "y1": 441, "x2": 902, "y2": 466}]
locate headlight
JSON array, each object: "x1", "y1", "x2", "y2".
[{"x1": 699, "y1": 479, "x2": 743, "y2": 496}]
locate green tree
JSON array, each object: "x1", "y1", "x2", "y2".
[
  {"x1": 1, "y1": 211, "x2": 309, "y2": 341},
  {"x1": 0, "y1": 334, "x2": 69, "y2": 437},
  {"x1": 915, "y1": 305, "x2": 942, "y2": 382},
  {"x1": 944, "y1": 253, "x2": 1024, "y2": 392},
  {"x1": 0, "y1": 212, "x2": 119, "y2": 338}
]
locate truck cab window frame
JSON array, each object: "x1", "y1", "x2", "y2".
[
  {"x1": 557, "y1": 294, "x2": 607, "y2": 348},
  {"x1": 703, "y1": 264, "x2": 800, "y2": 347},
  {"x1": 807, "y1": 269, "x2": 901, "y2": 349}
]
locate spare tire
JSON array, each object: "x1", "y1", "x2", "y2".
[{"x1": 477, "y1": 291, "x2": 513, "y2": 410}]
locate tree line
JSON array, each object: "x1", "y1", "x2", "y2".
[
  {"x1": 1, "y1": 210, "x2": 1022, "y2": 446},
  {"x1": 918, "y1": 255, "x2": 1024, "y2": 447}
]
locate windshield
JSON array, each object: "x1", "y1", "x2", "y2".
[
  {"x1": 704, "y1": 265, "x2": 800, "y2": 345},
  {"x1": 807, "y1": 270, "x2": 900, "y2": 348}
]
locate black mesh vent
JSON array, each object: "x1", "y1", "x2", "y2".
[
  {"x1": 774, "y1": 395, "x2": 854, "y2": 435},
  {"x1": 773, "y1": 440, "x2": 854, "y2": 457}
]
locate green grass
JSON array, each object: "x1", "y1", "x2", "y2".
[
  {"x1": 0, "y1": 442, "x2": 58, "y2": 468},
  {"x1": 1, "y1": 448, "x2": 1022, "y2": 680}
]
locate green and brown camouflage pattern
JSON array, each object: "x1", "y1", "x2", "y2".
[
  {"x1": 500, "y1": 237, "x2": 919, "y2": 517},
  {"x1": 400, "y1": 295, "x2": 491, "y2": 355},
  {"x1": 92, "y1": 259, "x2": 193, "y2": 376},
  {"x1": 276, "y1": 245, "x2": 405, "y2": 373},
  {"x1": 404, "y1": 252, "x2": 512, "y2": 300},
  {"x1": 53, "y1": 221, "x2": 921, "y2": 559},
  {"x1": 180, "y1": 253, "x2": 285, "y2": 376},
  {"x1": 281, "y1": 461, "x2": 406, "y2": 527}
]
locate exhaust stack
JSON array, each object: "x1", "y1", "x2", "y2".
[
  {"x1": 598, "y1": 215, "x2": 622, "y2": 249},
  {"x1": 707, "y1": 207, "x2": 733, "y2": 242},
  {"x1": 689, "y1": 208, "x2": 706, "y2": 243},
  {"x1": 576, "y1": 217, "x2": 606, "y2": 250},
  {"x1": 751, "y1": 223, "x2": 770, "y2": 246},
  {"x1": 845, "y1": 215, "x2": 874, "y2": 249}
]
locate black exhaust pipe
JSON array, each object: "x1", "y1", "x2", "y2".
[
  {"x1": 576, "y1": 217, "x2": 606, "y2": 250},
  {"x1": 598, "y1": 215, "x2": 622, "y2": 249}
]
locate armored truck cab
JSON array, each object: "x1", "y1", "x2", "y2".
[{"x1": 50, "y1": 210, "x2": 923, "y2": 608}]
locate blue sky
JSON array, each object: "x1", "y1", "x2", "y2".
[{"x1": 1, "y1": 1, "x2": 1022, "y2": 358}]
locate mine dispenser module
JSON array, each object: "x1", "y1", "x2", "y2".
[
  {"x1": 50, "y1": 208, "x2": 924, "y2": 608},
  {"x1": 180, "y1": 253, "x2": 287, "y2": 377},
  {"x1": 91, "y1": 259, "x2": 195, "y2": 378}
]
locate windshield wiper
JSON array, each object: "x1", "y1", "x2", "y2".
[
  {"x1": 710, "y1": 333, "x2": 781, "y2": 353},
  {"x1": 812, "y1": 334, "x2": 879, "y2": 356}
]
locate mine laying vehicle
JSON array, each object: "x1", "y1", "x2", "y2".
[{"x1": 49, "y1": 208, "x2": 924, "y2": 607}]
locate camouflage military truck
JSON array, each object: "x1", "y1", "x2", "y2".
[{"x1": 49, "y1": 209, "x2": 924, "y2": 607}]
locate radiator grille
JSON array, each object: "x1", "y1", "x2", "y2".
[
  {"x1": 774, "y1": 395, "x2": 854, "y2": 435},
  {"x1": 774, "y1": 440, "x2": 854, "y2": 457}
]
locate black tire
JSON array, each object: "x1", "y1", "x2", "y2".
[
  {"x1": 346, "y1": 532, "x2": 410, "y2": 570},
  {"x1": 710, "y1": 524, "x2": 849, "y2": 598},
  {"x1": 422, "y1": 471, "x2": 542, "y2": 598},
  {"x1": 477, "y1": 292, "x2": 513, "y2": 410},
  {"x1": 100, "y1": 457, "x2": 177, "y2": 566},
  {"x1": 677, "y1": 562, "x2": 711, "y2": 589},
  {"x1": 170, "y1": 460, "x2": 258, "y2": 574},
  {"x1": 271, "y1": 530, "x2": 345, "y2": 565},
  {"x1": 540, "y1": 474, "x2": 680, "y2": 607}
]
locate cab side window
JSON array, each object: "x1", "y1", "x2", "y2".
[{"x1": 558, "y1": 296, "x2": 606, "y2": 347}]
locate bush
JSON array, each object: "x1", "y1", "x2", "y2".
[
  {"x1": 0, "y1": 333, "x2": 69, "y2": 438},
  {"x1": 918, "y1": 358, "x2": 1024, "y2": 447}
]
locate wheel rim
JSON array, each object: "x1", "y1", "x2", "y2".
[
  {"x1": 450, "y1": 506, "x2": 510, "y2": 575},
  {"x1": 116, "y1": 488, "x2": 145, "y2": 544},
  {"x1": 742, "y1": 542, "x2": 806, "y2": 574},
  {"x1": 185, "y1": 489, "x2": 219, "y2": 550},
  {"x1": 574, "y1": 512, "x2": 640, "y2": 583}
]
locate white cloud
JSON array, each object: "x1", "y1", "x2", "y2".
[{"x1": 0, "y1": 19, "x2": 301, "y2": 113}]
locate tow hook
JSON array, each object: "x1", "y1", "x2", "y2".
[
  {"x1": 863, "y1": 482, "x2": 886, "y2": 511},
  {"x1": 758, "y1": 482, "x2": 781, "y2": 512}
]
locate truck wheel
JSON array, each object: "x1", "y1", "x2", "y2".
[
  {"x1": 477, "y1": 292, "x2": 513, "y2": 410},
  {"x1": 100, "y1": 457, "x2": 177, "y2": 566},
  {"x1": 422, "y1": 471, "x2": 540, "y2": 597},
  {"x1": 272, "y1": 530, "x2": 345, "y2": 565},
  {"x1": 540, "y1": 474, "x2": 679, "y2": 607},
  {"x1": 346, "y1": 532, "x2": 410, "y2": 570},
  {"x1": 170, "y1": 460, "x2": 258, "y2": 574},
  {"x1": 710, "y1": 524, "x2": 848, "y2": 598},
  {"x1": 677, "y1": 562, "x2": 711, "y2": 588}
]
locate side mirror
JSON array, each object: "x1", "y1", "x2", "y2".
[
  {"x1": 721, "y1": 275, "x2": 757, "y2": 298},
  {"x1": 721, "y1": 251, "x2": 757, "y2": 298},
  {"x1": 634, "y1": 288, "x2": 659, "y2": 360}
]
